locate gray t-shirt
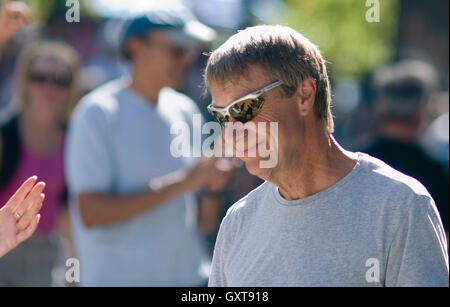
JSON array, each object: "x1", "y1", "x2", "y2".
[
  {"x1": 65, "y1": 78, "x2": 207, "y2": 286},
  {"x1": 209, "y1": 153, "x2": 449, "y2": 287}
]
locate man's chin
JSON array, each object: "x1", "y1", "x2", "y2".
[
  {"x1": 242, "y1": 157, "x2": 269, "y2": 179},
  {"x1": 168, "y1": 80, "x2": 181, "y2": 90},
  {"x1": 169, "y1": 73, "x2": 186, "y2": 90}
]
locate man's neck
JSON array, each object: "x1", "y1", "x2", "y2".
[
  {"x1": 272, "y1": 133, "x2": 358, "y2": 201},
  {"x1": 129, "y1": 72, "x2": 161, "y2": 104}
]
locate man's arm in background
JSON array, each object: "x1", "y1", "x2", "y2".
[{"x1": 77, "y1": 160, "x2": 216, "y2": 228}]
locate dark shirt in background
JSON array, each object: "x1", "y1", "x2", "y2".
[{"x1": 363, "y1": 138, "x2": 449, "y2": 233}]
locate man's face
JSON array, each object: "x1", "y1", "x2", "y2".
[
  {"x1": 133, "y1": 31, "x2": 193, "y2": 90},
  {"x1": 209, "y1": 65, "x2": 293, "y2": 179}
]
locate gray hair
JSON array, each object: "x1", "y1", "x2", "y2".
[{"x1": 204, "y1": 25, "x2": 334, "y2": 133}]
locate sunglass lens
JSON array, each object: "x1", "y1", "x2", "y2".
[
  {"x1": 209, "y1": 111, "x2": 228, "y2": 127},
  {"x1": 29, "y1": 73, "x2": 46, "y2": 83},
  {"x1": 229, "y1": 97, "x2": 264, "y2": 123},
  {"x1": 54, "y1": 76, "x2": 72, "y2": 87},
  {"x1": 29, "y1": 72, "x2": 72, "y2": 87}
]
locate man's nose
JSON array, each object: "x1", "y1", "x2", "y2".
[{"x1": 227, "y1": 116, "x2": 238, "y2": 124}]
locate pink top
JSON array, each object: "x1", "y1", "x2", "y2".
[{"x1": 0, "y1": 138, "x2": 65, "y2": 236}]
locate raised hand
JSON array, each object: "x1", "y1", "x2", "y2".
[
  {"x1": 0, "y1": 0, "x2": 31, "y2": 44},
  {"x1": 182, "y1": 158, "x2": 219, "y2": 191},
  {"x1": 0, "y1": 176, "x2": 45, "y2": 258},
  {"x1": 206, "y1": 158, "x2": 240, "y2": 193}
]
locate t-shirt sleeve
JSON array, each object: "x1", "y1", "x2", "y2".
[
  {"x1": 208, "y1": 215, "x2": 231, "y2": 287},
  {"x1": 65, "y1": 102, "x2": 115, "y2": 195},
  {"x1": 385, "y1": 195, "x2": 449, "y2": 286}
]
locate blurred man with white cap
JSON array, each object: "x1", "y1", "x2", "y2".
[{"x1": 65, "y1": 7, "x2": 230, "y2": 286}]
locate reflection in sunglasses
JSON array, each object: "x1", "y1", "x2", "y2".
[{"x1": 208, "y1": 81, "x2": 282, "y2": 127}]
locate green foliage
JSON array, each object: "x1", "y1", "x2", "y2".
[
  {"x1": 28, "y1": 0, "x2": 54, "y2": 22},
  {"x1": 283, "y1": 0, "x2": 399, "y2": 79},
  {"x1": 28, "y1": 0, "x2": 94, "y2": 22}
]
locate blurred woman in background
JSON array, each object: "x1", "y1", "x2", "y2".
[{"x1": 0, "y1": 40, "x2": 80, "y2": 286}]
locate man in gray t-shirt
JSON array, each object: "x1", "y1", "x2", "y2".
[
  {"x1": 203, "y1": 25, "x2": 448, "y2": 286},
  {"x1": 210, "y1": 153, "x2": 448, "y2": 286}
]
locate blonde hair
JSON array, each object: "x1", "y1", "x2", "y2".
[
  {"x1": 204, "y1": 25, "x2": 334, "y2": 133},
  {"x1": 13, "y1": 40, "x2": 81, "y2": 124}
]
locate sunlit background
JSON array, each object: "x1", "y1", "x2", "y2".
[
  {"x1": 0, "y1": 0, "x2": 448, "y2": 287},
  {"x1": 1, "y1": 0, "x2": 448, "y2": 150}
]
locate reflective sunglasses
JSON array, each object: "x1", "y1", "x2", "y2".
[
  {"x1": 29, "y1": 71, "x2": 72, "y2": 87},
  {"x1": 207, "y1": 81, "x2": 282, "y2": 127}
]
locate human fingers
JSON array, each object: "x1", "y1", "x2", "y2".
[
  {"x1": 3, "y1": 176, "x2": 37, "y2": 211},
  {"x1": 11, "y1": 181, "x2": 45, "y2": 218},
  {"x1": 16, "y1": 214, "x2": 40, "y2": 245},
  {"x1": 6, "y1": 3, "x2": 31, "y2": 24},
  {"x1": 0, "y1": 0, "x2": 11, "y2": 14},
  {"x1": 16, "y1": 193, "x2": 44, "y2": 232}
]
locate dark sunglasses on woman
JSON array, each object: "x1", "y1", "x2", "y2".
[{"x1": 29, "y1": 71, "x2": 72, "y2": 87}]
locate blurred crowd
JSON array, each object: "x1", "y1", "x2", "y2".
[{"x1": 0, "y1": 0, "x2": 448, "y2": 286}]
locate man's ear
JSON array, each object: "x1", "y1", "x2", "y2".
[
  {"x1": 125, "y1": 37, "x2": 142, "y2": 60},
  {"x1": 295, "y1": 77, "x2": 316, "y2": 116}
]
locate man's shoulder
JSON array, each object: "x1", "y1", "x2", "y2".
[
  {"x1": 159, "y1": 87, "x2": 201, "y2": 115},
  {"x1": 221, "y1": 181, "x2": 270, "y2": 227},
  {"x1": 72, "y1": 79, "x2": 126, "y2": 121},
  {"x1": 358, "y1": 152, "x2": 431, "y2": 200}
]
